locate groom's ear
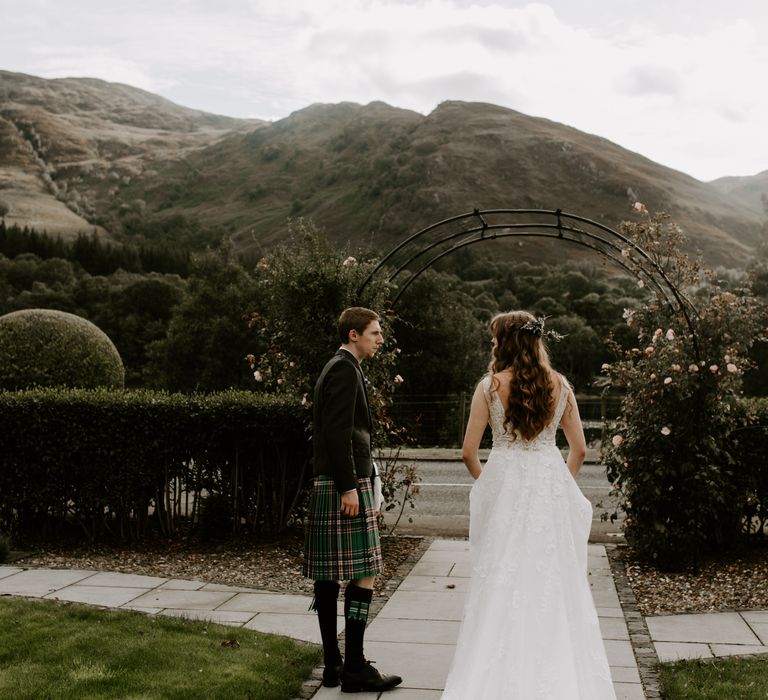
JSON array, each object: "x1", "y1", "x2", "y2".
[{"x1": 348, "y1": 329, "x2": 359, "y2": 342}]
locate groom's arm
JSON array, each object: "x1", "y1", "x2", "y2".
[{"x1": 322, "y1": 360, "x2": 359, "y2": 494}]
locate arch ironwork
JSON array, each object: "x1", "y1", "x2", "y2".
[{"x1": 358, "y1": 208, "x2": 700, "y2": 352}]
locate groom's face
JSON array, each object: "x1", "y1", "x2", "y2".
[{"x1": 353, "y1": 320, "x2": 384, "y2": 360}]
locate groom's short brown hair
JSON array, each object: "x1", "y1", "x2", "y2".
[{"x1": 338, "y1": 307, "x2": 379, "y2": 344}]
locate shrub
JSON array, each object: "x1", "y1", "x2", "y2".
[
  {"x1": 0, "y1": 389, "x2": 309, "y2": 542},
  {"x1": 0, "y1": 534, "x2": 9, "y2": 563},
  {"x1": 0, "y1": 308, "x2": 124, "y2": 390},
  {"x1": 737, "y1": 398, "x2": 768, "y2": 538},
  {"x1": 601, "y1": 214, "x2": 766, "y2": 569}
]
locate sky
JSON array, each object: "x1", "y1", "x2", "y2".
[{"x1": 1, "y1": 0, "x2": 766, "y2": 182}]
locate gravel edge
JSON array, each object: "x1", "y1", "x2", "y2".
[
  {"x1": 607, "y1": 544, "x2": 663, "y2": 700},
  {"x1": 294, "y1": 536, "x2": 435, "y2": 700}
]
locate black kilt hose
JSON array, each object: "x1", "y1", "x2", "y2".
[{"x1": 303, "y1": 475, "x2": 384, "y2": 581}]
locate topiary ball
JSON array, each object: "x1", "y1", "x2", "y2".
[{"x1": 0, "y1": 308, "x2": 125, "y2": 390}]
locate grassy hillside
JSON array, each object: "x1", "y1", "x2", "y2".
[
  {"x1": 0, "y1": 70, "x2": 262, "y2": 239},
  {"x1": 121, "y1": 100, "x2": 764, "y2": 265},
  {"x1": 0, "y1": 71, "x2": 764, "y2": 266},
  {"x1": 710, "y1": 170, "x2": 768, "y2": 217}
]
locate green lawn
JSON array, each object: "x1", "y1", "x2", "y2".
[
  {"x1": 0, "y1": 597, "x2": 321, "y2": 699},
  {"x1": 661, "y1": 655, "x2": 768, "y2": 699}
]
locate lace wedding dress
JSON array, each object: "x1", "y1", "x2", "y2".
[{"x1": 441, "y1": 375, "x2": 617, "y2": 700}]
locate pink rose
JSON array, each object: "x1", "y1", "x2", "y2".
[
  {"x1": 661, "y1": 426, "x2": 671, "y2": 436},
  {"x1": 726, "y1": 363, "x2": 737, "y2": 373},
  {"x1": 664, "y1": 377, "x2": 672, "y2": 385},
  {"x1": 710, "y1": 365, "x2": 719, "y2": 373},
  {"x1": 612, "y1": 435, "x2": 624, "y2": 448},
  {"x1": 666, "y1": 329, "x2": 675, "y2": 340}
]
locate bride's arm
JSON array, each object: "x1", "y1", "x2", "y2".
[
  {"x1": 560, "y1": 387, "x2": 587, "y2": 477},
  {"x1": 462, "y1": 381, "x2": 489, "y2": 480}
]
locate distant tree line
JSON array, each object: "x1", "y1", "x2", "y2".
[
  {"x1": 0, "y1": 218, "x2": 765, "y2": 399},
  {"x1": 0, "y1": 221, "x2": 190, "y2": 276}
]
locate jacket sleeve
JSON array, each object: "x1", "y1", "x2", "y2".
[{"x1": 321, "y1": 359, "x2": 359, "y2": 493}]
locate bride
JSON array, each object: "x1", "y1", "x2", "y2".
[{"x1": 440, "y1": 311, "x2": 616, "y2": 699}]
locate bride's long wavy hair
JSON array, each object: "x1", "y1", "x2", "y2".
[{"x1": 489, "y1": 311, "x2": 555, "y2": 441}]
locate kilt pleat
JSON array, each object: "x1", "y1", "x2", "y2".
[{"x1": 303, "y1": 476, "x2": 384, "y2": 581}]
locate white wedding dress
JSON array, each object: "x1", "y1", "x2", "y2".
[{"x1": 441, "y1": 375, "x2": 616, "y2": 700}]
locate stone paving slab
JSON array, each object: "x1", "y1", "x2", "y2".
[
  {"x1": 128, "y1": 588, "x2": 236, "y2": 610},
  {"x1": 605, "y1": 639, "x2": 637, "y2": 667},
  {"x1": 218, "y1": 592, "x2": 314, "y2": 614},
  {"x1": 363, "y1": 640, "x2": 455, "y2": 691},
  {"x1": 426, "y1": 540, "x2": 469, "y2": 552},
  {"x1": 375, "y1": 590, "x2": 465, "y2": 622},
  {"x1": 709, "y1": 643, "x2": 768, "y2": 657},
  {"x1": 0, "y1": 568, "x2": 96, "y2": 596},
  {"x1": 200, "y1": 582, "x2": 263, "y2": 593},
  {"x1": 396, "y1": 575, "x2": 470, "y2": 593},
  {"x1": 615, "y1": 682, "x2": 646, "y2": 700},
  {"x1": 591, "y1": 587, "x2": 622, "y2": 609},
  {"x1": 82, "y1": 571, "x2": 168, "y2": 588},
  {"x1": 46, "y1": 584, "x2": 151, "y2": 608},
  {"x1": 0, "y1": 567, "x2": 23, "y2": 580},
  {"x1": 647, "y1": 612, "x2": 762, "y2": 645},
  {"x1": 244, "y1": 611, "x2": 331, "y2": 644},
  {"x1": 447, "y1": 561, "x2": 472, "y2": 578},
  {"x1": 600, "y1": 616, "x2": 631, "y2": 641},
  {"x1": 749, "y1": 623, "x2": 768, "y2": 645},
  {"x1": 158, "y1": 578, "x2": 207, "y2": 590},
  {"x1": 611, "y1": 666, "x2": 641, "y2": 683},
  {"x1": 407, "y1": 561, "x2": 453, "y2": 577},
  {"x1": 366, "y1": 618, "x2": 461, "y2": 645},
  {"x1": 655, "y1": 641, "x2": 713, "y2": 662}
]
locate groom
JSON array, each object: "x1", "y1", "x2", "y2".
[{"x1": 303, "y1": 307, "x2": 402, "y2": 693}]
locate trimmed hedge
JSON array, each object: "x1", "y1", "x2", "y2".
[
  {"x1": 0, "y1": 389, "x2": 309, "y2": 541},
  {"x1": 0, "y1": 309, "x2": 125, "y2": 390}
]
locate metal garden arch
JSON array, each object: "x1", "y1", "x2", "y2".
[{"x1": 357, "y1": 208, "x2": 700, "y2": 354}]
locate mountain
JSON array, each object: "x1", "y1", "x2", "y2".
[
  {"x1": 0, "y1": 70, "x2": 764, "y2": 266},
  {"x1": 0, "y1": 70, "x2": 262, "y2": 239},
  {"x1": 710, "y1": 170, "x2": 768, "y2": 219}
]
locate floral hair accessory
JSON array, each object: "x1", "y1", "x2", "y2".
[{"x1": 519, "y1": 316, "x2": 565, "y2": 342}]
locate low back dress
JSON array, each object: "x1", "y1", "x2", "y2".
[{"x1": 440, "y1": 374, "x2": 617, "y2": 700}]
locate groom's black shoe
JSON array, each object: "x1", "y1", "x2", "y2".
[
  {"x1": 322, "y1": 659, "x2": 344, "y2": 688},
  {"x1": 341, "y1": 661, "x2": 402, "y2": 693}
]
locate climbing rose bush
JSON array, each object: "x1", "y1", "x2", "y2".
[{"x1": 601, "y1": 214, "x2": 766, "y2": 570}]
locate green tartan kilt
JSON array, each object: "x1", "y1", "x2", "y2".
[{"x1": 303, "y1": 475, "x2": 384, "y2": 581}]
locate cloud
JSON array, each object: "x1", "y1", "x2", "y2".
[
  {"x1": 0, "y1": 0, "x2": 766, "y2": 179},
  {"x1": 619, "y1": 65, "x2": 684, "y2": 97}
]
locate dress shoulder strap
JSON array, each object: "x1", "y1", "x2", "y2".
[
  {"x1": 553, "y1": 373, "x2": 571, "y2": 426},
  {"x1": 480, "y1": 374, "x2": 493, "y2": 406}
]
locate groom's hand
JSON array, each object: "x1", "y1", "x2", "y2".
[{"x1": 340, "y1": 489, "x2": 360, "y2": 517}]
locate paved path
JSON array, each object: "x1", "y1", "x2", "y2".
[{"x1": 3, "y1": 540, "x2": 768, "y2": 699}]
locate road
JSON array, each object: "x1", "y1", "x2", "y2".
[{"x1": 380, "y1": 455, "x2": 624, "y2": 542}]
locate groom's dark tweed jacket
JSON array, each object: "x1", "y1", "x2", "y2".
[{"x1": 312, "y1": 349, "x2": 374, "y2": 494}]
